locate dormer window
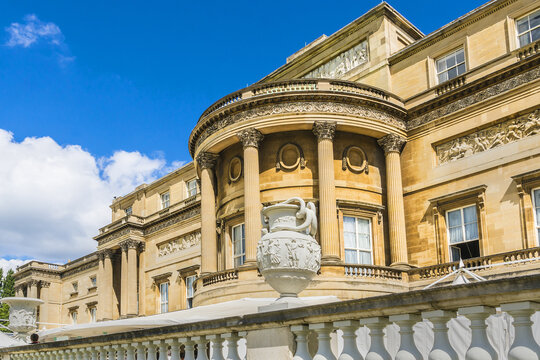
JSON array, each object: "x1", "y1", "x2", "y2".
[
  {"x1": 436, "y1": 48, "x2": 466, "y2": 84},
  {"x1": 516, "y1": 9, "x2": 540, "y2": 47},
  {"x1": 124, "y1": 206, "x2": 132, "y2": 216}
]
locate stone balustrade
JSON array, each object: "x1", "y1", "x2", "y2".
[
  {"x1": 201, "y1": 269, "x2": 239, "y2": 287},
  {"x1": 3, "y1": 274, "x2": 540, "y2": 360}
]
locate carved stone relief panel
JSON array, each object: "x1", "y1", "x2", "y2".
[
  {"x1": 276, "y1": 143, "x2": 305, "y2": 171},
  {"x1": 158, "y1": 231, "x2": 201, "y2": 257},
  {"x1": 436, "y1": 109, "x2": 540, "y2": 164},
  {"x1": 303, "y1": 40, "x2": 368, "y2": 79},
  {"x1": 342, "y1": 146, "x2": 369, "y2": 174}
]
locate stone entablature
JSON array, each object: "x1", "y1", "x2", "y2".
[
  {"x1": 158, "y1": 231, "x2": 201, "y2": 257},
  {"x1": 436, "y1": 109, "x2": 540, "y2": 164}
]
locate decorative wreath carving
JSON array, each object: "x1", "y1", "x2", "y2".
[
  {"x1": 228, "y1": 156, "x2": 243, "y2": 183},
  {"x1": 342, "y1": 146, "x2": 369, "y2": 174},
  {"x1": 276, "y1": 143, "x2": 306, "y2": 171}
]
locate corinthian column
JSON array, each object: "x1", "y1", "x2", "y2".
[
  {"x1": 97, "y1": 249, "x2": 114, "y2": 321},
  {"x1": 120, "y1": 239, "x2": 142, "y2": 317},
  {"x1": 313, "y1": 121, "x2": 340, "y2": 263},
  {"x1": 377, "y1": 134, "x2": 409, "y2": 268},
  {"x1": 237, "y1": 128, "x2": 264, "y2": 265},
  {"x1": 196, "y1": 152, "x2": 219, "y2": 274}
]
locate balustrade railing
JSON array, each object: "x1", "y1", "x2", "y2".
[
  {"x1": 344, "y1": 264, "x2": 403, "y2": 280},
  {"x1": 3, "y1": 274, "x2": 539, "y2": 360},
  {"x1": 201, "y1": 269, "x2": 239, "y2": 287}
]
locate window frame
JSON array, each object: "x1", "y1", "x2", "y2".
[
  {"x1": 435, "y1": 48, "x2": 467, "y2": 84},
  {"x1": 343, "y1": 215, "x2": 374, "y2": 265},
  {"x1": 231, "y1": 223, "x2": 246, "y2": 268},
  {"x1": 186, "y1": 179, "x2": 198, "y2": 198},
  {"x1": 445, "y1": 204, "x2": 481, "y2": 262},
  {"x1": 185, "y1": 275, "x2": 196, "y2": 309},
  {"x1": 160, "y1": 192, "x2": 170, "y2": 209},
  {"x1": 532, "y1": 187, "x2": 540, "y2": 245},
  {"x1": 159, "y1": 282, "x2": 169, "y2": 313},
  {"x1": 515, "y1": 8, "x2": 540, "y2": 48}
]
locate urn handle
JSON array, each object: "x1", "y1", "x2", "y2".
[{"x1": 278, "y1": 197, "x2": 318, "y2": 236}]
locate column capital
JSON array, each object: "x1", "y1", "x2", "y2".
[
  {"x1": 196, "y1": 152, "x2": 219, "y2": 169},
  {"x1": 377, "y1": 133, "x2": 407, "y2": 155},
  {"x1": 41, "y1": 281, "x2": 51, "y2": 288},
  {"x1": 312, "y1": 121, "x2": 337, "y2": 141},
  {"x1": 98, "y1": 249, "x2": 114, "y2": 261},
  {"x1": 119, "y1": 239, "x2": 143, "y2": 252},
  {"x1": 237, "y1": 128, "x2": 264, "y2": 148}
]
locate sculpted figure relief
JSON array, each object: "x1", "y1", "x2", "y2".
[
  {"x1": 437, "y1": 110, "x2": 540, "y2": 164},
  {"x1": 158, "y1": 231, "x2": 201, "y2": 257},
  {"x1": 303, "y1": 41, "x2": 368, "y2": 79}
]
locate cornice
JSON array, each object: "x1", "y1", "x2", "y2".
[{"x1": 61, "y1": 259, "x2": 99, "y2": 279}]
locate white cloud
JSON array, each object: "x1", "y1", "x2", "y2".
[
  {"x1": 0, "y1": 129, "x2": 185, "y2": 264},
  {"x1": 5, "y1": 14, "x2": 63, "y2": 48},
  {"x1": 0, "y1": 259, "x2": 30, "y2": 274}
]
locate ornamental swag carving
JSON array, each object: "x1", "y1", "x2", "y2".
[
  {"x1": 303, "y1": 40, "x2": 368, "y2": 79},
  {"x1": 436, "y1": 109, "x2": 540, "y2": 164},
  {"x1": 158, "y1": 231, "x2": 201, "y2": 257}
]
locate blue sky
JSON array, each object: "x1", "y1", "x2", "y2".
[{"x1": 0, "y1": 0, "x2": 487, "y2": 266}]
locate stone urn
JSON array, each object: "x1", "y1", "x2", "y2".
[
  {"x1": 257, "y1": 197, "x2": 321, "y2": 299},
  {"x1": 0, "y1": 297, "x2": 43, "y2": 341}
]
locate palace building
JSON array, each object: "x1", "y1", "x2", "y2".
[{"x1": 13, "y1": 0, "x2": 540, "y2": 330}]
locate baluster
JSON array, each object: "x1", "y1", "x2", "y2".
[
  {"x1": 458, "y1": 306, "x2": 497, "y2": 360},
  {"x1": 81, "y1": 349, "x2": 90, "y2": 360},
  {"x1": 106, "y1": 347, "x2": 115, "y2": 360},
  {"x1": 501, "y1": 301, "x2": 540, "y2": 360},
  {"x1": 222, "y1": 332, "x2": 242, "y2": 360},
  {"x1": 75, "y1": 349, "x2": 83, "y2": 360},
  {"x1": 309, "y1": 322, "x2": 336, "y2": 360},
  {"x1": 51, "y1": 350, "x2": 59, "y2": 360},
  {"x1": 115, "y1": 345, "x2": 126, "y2": 360},
  {"x1": 88, "y1": 347, "x2": 98, "y2": 360},
  {"x1": 59, "y1": 350, "x2": 68, "y2": 360},
  {"x1": 157, "y1": 340, "x2": 168, "y2": 360},
  {"x1": 333, "y1": 320, "x2": 362, "y2": 360},
  {"x1": 422, "y1": 310, "x2": 458, "y2": 360},
  {"x1": 165, "y1": 339, "x2": 180, "y2": 360},
  {"x1": 142, "y1": 342, "x2": 158, "y2": 360},
  {"x1": 136, "y1": 342, "x2": 147, "y2": 360},
  {"x1": 208, "y1": 335, "x2": 225, "y2": 360},
  {"x1": 122, "y1": 344, "x2": 135, "y2": 360},
  {"x1": 360, "y1": 317, "x2": 391, "y2": 360},
  {"x1": 192, "y1": 336, "x2": 209, "y2": 360},
  {"x1": 291, "y1": 325, "x2": 312, "y2": 360},
  {"x1": 179, "y1": 337, "x2": 196, "y2": 360},
  {"x1": 389, "y1": 314, "x2": 422, "y2": 360}
]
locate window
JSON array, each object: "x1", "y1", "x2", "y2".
[
  {"x1": 89, "y1": 308, "x2": 97, "y2": 323},
  {"x1": 232, "y1": 224, "x2": 246, "y2": 267},
  {"x1": 161, "y1": 192, "x2": 170, "y2": 209},
  {"x1": 124, "y1": 206, "x2": 132, "y2": 216},
  {"x1": 186, "y1": 179, "x2": 198, "y2": 197},
  {"x1": 436, "y1": 48, "x2": 466, "y2": 84},
  {"x1": 90, "y1": 276, "x2": 97, "y2": 287},
  {"x1": 533, "y1": 188, "x2": 540, "y2": 243},
  {"x1": 446, "y1": 205, "x2": 480, "y2": 261},
  {"x1": 186, "y1": 275, "x2": 196, "y2": 309},
  {"x1": 516, "y1": 9, "x2": 540, "y2": 47},
  {"x1": 343, "y1": 216, "x2": 373, "y2": 265},
  {"x1": 72, "y1": 282, "x2": 78, "y2": 292},
  {"x1": 159, "y1": 282, "x2": 169, "y2": 313},
  {"x1": 70, "y1": 311, "x2": 78, "y2": 325}
]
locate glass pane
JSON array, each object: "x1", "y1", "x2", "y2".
[
  {"x1": 344, "y1": 232, "x2": 356, "y2": 248},
  {"x1": 446, "y1": 55, "x2": 456, "y2": 68},
  {"x1": 519, "y1": 33, "x2": 531, "y2": 47},
  {"x1": 359, "y1": 251, "x2": 372, "y2": 265},
  {"x1": 463, "y1": 206, "x2": 478, "y2": 224},
  {"x1": 436, "y1": 59, "x2": 446, "y2": 72},
  {"x1": 457, "y1": 63, "x2": 466, "y2": 75},
  {"x1": 530, "y1": 10, "x2": 540, "y2": 28},
  {"x1": 464, "y1": 223, "x2": 479, "y2": 241},
  {"x1": 447, "y1": 210, "x2": 462, "y2": 227},
  {"x1": 449, "y1": 226, "x2": 463, "y2": 244},
  {"x1": 447, "y1": 67, "x2": 457, "y2": 80},
  {"x1": 438, "y1": 72, "x2": 447, "y2": 83},
  {"x1": 517, "y1": 17, "x2": 529, "y2": 34},
  {"x1": 535, "y1": 189, "x2": 540, "y2": 206},
  {"x1": 234, "y1": 257, "x2": 243, "y2": 267},
  {"x1": 344, "y1": 216, "x2": 356, "y2": 232},
  {"x1": 536, "y1": 207, "x2": 540, "y2": 227},
  {"x1": 451, "y1": 246, "x2": 462, "y2": 261},
  {"x1": 345, "y1": 250, "x2": 357, "y2": 264},
  {"x1": 358, "y1": 233, "x2": 371, "y2": 250},
  {"x1": 456, "y1": 49, "x2": 465, "y2": 64},
  {"x1": 531, "y1": 27, "x2": 540, "y2": 43}
]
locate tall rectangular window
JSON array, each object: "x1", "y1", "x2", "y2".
[
  {"x1": 89, "y1": 308, "x2": 97, "y2": 323},
  {"x1": 446, "y1": 205, "x2": 480, "y2": 261},
  {"x1": 161, "y1": 192, "x2": 170, "y2": 209},
  {"x1": 90, "y1": 276, "x2": 97, "y2": 287},
  {"x1": 186, "y1": 275, "x2": 196, "y2": 309},
  {"x1": 343, "y1": 216, "x2": 373, "y2": 265},
  {"x1": 70, "y1": 311, "x2": 78, "y2": 325},
  {"x1": 436, "y1": 48, "x2": 466, "y2": 84},
  {"x1": 533, "y1": 188, "x2": 540, "y2": 244},
  {"x1": 186, "y1": 179, "x2": 198, "y2": 197},
  {"x1": 124, "y1": 206, "x2": 132, "y2": 216},
  {"x1": 159, "y1": 282, "x2": 169, "y2": 313},
  {"x1": 516, "y1": 9, "x2": 540, "y2": 47},
  {"x1": 232, "y1": 223, "x2": 246, "y2": 267}
]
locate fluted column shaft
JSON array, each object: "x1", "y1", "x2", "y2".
[
  {"x1": 98, "y1": 250, "x2": 114, "y2": 321},
  {"x1": 126, "y1": 242, "x2": 140, "y2": 316},
  {"x1": 120, "y1": 246, "x2": 128, "y2": 317},
  {"x1": 313, "y1": 122, "x2": 340, "y2": 263},
  {"x1": 197, "y1": 152, "x2": 219, "y2": 274},
  {"x1": 237, "y1": 128, "x2": 264, "y2": 265},
  {"x1": 378, "y1": 134, "x2": 408, "y2": 267}
]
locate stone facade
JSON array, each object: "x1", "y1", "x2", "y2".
[{"x1": 15, "y1": 0, "x2": 540, "y2": 326}]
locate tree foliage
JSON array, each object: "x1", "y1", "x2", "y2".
[{"x1": 0, "y1": 269, "x2": 16, "y2": 332}]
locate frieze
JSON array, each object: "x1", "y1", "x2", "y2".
[
  {"x1": 303, "y1": 40, "x2": 368, "y2": 79},
  {"x1": 61, "y1": 259, "x2": 99, "y2": 279},
  {"x1": 436, "y1": 109, "x2": 540, "y2": 164},
  {"x1": 158, "y1": 231, "x2": 201, "y2": 257},
  {"x1": 408, "y1": 65, "x2": 540, "y2": 130},
  {"x1": 144, "y1": 206, "x2": 201, "y2": 236},
  {"x1": 96, "y1": 228, "x2": 131, "y2": 247},
  {"x1": 195, "y1": 100, "x2": 406, "y2": 151}
]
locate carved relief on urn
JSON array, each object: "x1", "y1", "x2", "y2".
[
  {"x1": 256, "y1": 197, "x2": 321, "y2": 299},
  {"x1": 0, "y1": 297, "x2": 44, "y2": 341}
]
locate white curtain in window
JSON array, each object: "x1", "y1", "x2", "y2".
[
  {"x1": 463, "y1": 206, "x2": 478, "y2": 241},
  {"x1": 448, "y1": 209, "x2": 463, "y2": 244},
  {"x1": 357, "y1": 218, "x2": 371, "y2": 250}
]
